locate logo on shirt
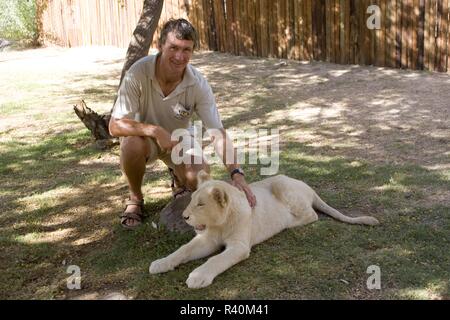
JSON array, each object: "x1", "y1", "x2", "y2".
[{"x1": 172, "y1": 103, "x2": 192, "y2": 120}]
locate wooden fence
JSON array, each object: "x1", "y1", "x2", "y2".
[
  {"x1": 42, "y1": 0, "x2": 450, "y2": 72},
  {"x1": 41, "y1": 0, "x2": 187, "y2": 48}
]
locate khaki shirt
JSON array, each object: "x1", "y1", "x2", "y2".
[{"x1": 111, "y1": 53, "x2": 223, "y2": 134}]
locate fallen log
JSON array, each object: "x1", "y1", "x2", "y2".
[{"x1": 73, "y1": 100, "x2": 118, "y2": 149}]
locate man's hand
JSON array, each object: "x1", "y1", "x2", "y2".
[
  {"x1": 154, "y1": 127, "x2": 178, "y2": 154},
  {"x1": 230, "y1": 174, "x2": 257, "y2": 208}
]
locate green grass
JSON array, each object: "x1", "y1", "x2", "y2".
[
  {"x1": 0, "y1": 48, "x2": 449, "y2": 300},
  {"x1": 87, "y1": 146, "x2": 447, "y2": 300},
  {"x1": 0, "y1": 129, "x2": 97, "y2": 177},
  {"x1": 0, "y1": 101, "x2": 32, "y2": 116}
]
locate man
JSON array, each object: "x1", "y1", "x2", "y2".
[{"x1": 109, "y1": 19, "x2": 256, "y2": 229}]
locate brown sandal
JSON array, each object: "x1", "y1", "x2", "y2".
[
  {"x1": 168, "y1": 168, "x2": 191, "y2": 199},
  {"x1": 120, "y1": 199, "x2": 145, "y2": 230},
  {"x1": 173, "y1": 187, "x2": 191, "y2": 199}
]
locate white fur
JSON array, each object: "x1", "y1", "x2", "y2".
[{"x1": 150, "y1": 172, "x2": 379, "y2": 288}]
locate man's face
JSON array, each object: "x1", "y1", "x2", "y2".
[{"x1": 159, "y1": 32, "x2": 194, "y2": 75}]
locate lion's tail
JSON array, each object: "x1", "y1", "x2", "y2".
[{"x1": 312, "y1": 194, "x2": 379, "y2": 226}]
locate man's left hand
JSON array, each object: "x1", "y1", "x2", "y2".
[{"x1": 230, "y1": 174, "x2": 257, "y2": 208}]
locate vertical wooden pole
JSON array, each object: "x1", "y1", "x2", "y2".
[
  {"x1": 417, "y1": 0, "x2": 425, "y2": 70},
  {"x1": 378, "y1": 0, "x2": 386, "y2": 67},
  {"x1": 334, "y1": 0, "x2": 340, "y2": 64},
  {"x1": 429, "y1": 0, "x2": 435, "y2": 70},
  {"x1": 440, "y1": 0, "x2": 449, "y2": 71},
  {"x1": 326, "y1": 0, "x2": 332, "y2": 62}
]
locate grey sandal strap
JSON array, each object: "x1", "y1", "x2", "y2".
[
  {"x1": 120, "y1": 211, "x2": 143, "y2": 222},
  {"x1": 125, "y1": 199, "x2": 144, "y2": 207}
]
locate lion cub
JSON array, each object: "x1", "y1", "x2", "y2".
[{"x1": 150, "y1": 171, "x2": 379, "y2": 289}]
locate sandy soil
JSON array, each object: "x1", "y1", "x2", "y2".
[{"x1": 2, "y1": 46, "x2": 448, "y2": 172}]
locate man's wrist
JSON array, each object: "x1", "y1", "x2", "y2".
[
  {"x1": 148, "y1": 125, "x2": 166, "y2": 140},
  {"x1": 146, "y1": 125, "x2": 158, "y2": 138},
  {"x1": 230, "y1": 167, "x2": 245, "y2": 179}
]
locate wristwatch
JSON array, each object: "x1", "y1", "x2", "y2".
[{"x1": 230, "y1": 168, "x2": 245, "y2": 179}]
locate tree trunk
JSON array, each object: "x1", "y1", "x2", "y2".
[
  {"x1": 74, "y1": 0, "x2": 164, "y2": 146},
  {"x1": 118, "y1": 0, "x2": 164, "y2": 88},
  {"x1": 34, "y1": 0, "x2": 48, "y2": 46}
]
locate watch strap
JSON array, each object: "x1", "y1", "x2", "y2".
[{"x1": 230, "y1": 168, "x2": 244, "y2": 179}]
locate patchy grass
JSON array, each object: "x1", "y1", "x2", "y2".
[
  {"x1": 0, "y1": 101, "x2": 31, "y2": 116},
  {"x1": 0, "y1": 47, "x2": 449, "y2": 300}
]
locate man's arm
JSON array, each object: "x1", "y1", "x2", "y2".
[
  {"x1": 212, "y1": 128, "x2": 257, "y2": 208},
  {"x1": 192, "y1": 72, "x2": 256, "y2": 206},
  {"x1": 109, "y1": 117, "x2": 176, "y2": 152}
]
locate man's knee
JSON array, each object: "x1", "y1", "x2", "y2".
[{"x1": 120, "y1": 136, "x2": 152, "y2": 160}]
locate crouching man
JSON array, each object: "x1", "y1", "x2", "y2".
[{"x1": 109, "y1": 18, "x2": 256, "y2": 230}]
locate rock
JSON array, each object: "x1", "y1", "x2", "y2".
[
  {"x1": 70, "y1": 291, "x2": 128, "y2": 300},
  {"x1": 95, "y1": 138, "x2": 119, "y2": 150},
  {"x1": 159, "y1": 193, "x2": 195, "y2": 234},
  {"x1": 0, "y1": 39, "x2": 12, "y2": 51},
  {"x1": 102, "y1": 292, "x2": 128, "y2": 300},
  {"x1": 273, "y1": 61, "x2": 288, "y2": 68}
]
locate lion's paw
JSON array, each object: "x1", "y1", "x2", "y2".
[
  {"x1": 186, "y1": 271, "x2": 214, "y2": 289},
  {"x1": 149, "y1": 258, "x2": 175, "y2": 274}
]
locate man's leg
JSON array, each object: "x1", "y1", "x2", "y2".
[
  {"x1": 159, "y1": 153, "x2": 209, "y2": 232},
  {"x1": 120, "y1": 136, "x2": 153, "y2": 228},
  {"x1": 170, "y1": 154, "x2": 210, "y2": 193}
]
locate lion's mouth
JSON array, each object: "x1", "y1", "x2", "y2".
[{"x1": 195, "y1": 224, "x2": 206, "y2": 231}]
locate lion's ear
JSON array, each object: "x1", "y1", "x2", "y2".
[
  {"x1": 197, "y1": 170, "x2": 211, "y2": 185},
  {"x1": 211, "y1": 187, "x2": 228, "y2": 208}
]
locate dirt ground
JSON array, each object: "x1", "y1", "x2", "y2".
[
  {"x1": 1, "y1": 46, "x2": 449, "y2": 299},
  {"x1": 2, "y1": 45, "x2": 448, "y2": 174},
  {"x1": 195, "y1": 50, "x2": 450, "y2": 209}
]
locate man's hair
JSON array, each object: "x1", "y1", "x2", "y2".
[{"x1": 159, "y1": 19, "x2": 199, "y2": 50}]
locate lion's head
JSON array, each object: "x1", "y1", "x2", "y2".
[{"x1": 182, "y1": 170, "x2": 232, "y2": 232}]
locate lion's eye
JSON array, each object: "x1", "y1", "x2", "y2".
[{"x1": 197, "y1": 203, "x2": 204, "y2": 207}]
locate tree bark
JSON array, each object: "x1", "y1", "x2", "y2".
[
  {"x1": 73, "y1": 100, "x2": 117, "y2": 149},
  {"x1": 34, "y1": 0, "x2": 48, "y2": 46},
  {"x1": 118, "y1": 0, "x2": 164, "y2": 88},
  {"x1": 74, "y1": 0, "x2": 164, "y2": 146}
]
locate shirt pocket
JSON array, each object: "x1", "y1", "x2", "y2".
[
  {"x1": 171, "y1": 91, "x2": 194, "y2": 120},
  {"x1": 171, "y1": 102, "x2": 193, "y2": 120}
]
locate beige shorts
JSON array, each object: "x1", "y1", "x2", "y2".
[
  {"x1": 146, "y1": 136, "x2": 175, "y2": 169},
  {"x1": 121, "y1": 135, "x2": 204, "y2": 170}
]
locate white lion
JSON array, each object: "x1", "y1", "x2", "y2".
[{"x1": 150, "y1": 171, "x2": 379, "y2": 289}]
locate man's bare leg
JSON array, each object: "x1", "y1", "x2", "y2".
[
  {"x1": 171, "y1": 155, "x2": 210, "y2": 193},
  {"x1": 158, "y1": 156, "x2": 210, "y2": 232},
  {"x1": 121, "y1": 139, "x2": 208, "y2": 228},
  {"x1": 120, "y1": 136, "x2": 151, "y2": 227}
]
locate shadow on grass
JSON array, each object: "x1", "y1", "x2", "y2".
[
  {"x1": 0, "y1": 136, "x2": 172, "y2": 299},
  {"x1": 1, "y1": 128, "x2": 448, "y2": 299},
  {"x1": 1, "y1": 51, "x2": 449, "y2": 299},
  {"x1": 3, "y1": 134, "x2": 443, "y2": 299}
]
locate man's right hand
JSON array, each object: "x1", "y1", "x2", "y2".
[
  {"x1": 109, "y1": 117, "x2": 177, "y2": 154},
  {"x1": 154, "y1": 127, "x2": 178, "y2": 154}
]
